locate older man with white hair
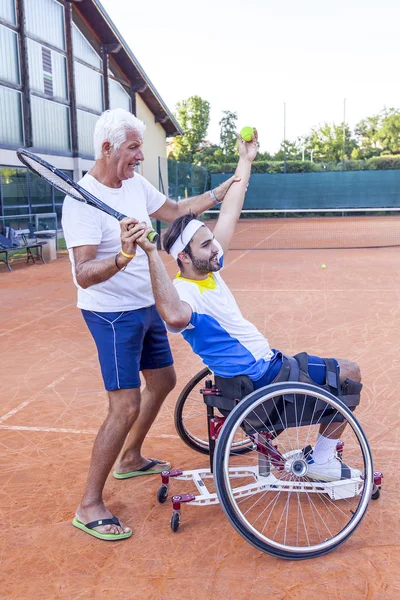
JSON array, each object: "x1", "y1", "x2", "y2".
[{"x1": 62, "y1": 108, "x2": 238, "y2": 540}]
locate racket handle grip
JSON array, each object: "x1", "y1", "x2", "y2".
[{"x1": 148, "y1": 230, "x2": 159, "y2": 244}]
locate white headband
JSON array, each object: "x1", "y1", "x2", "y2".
[{"x1": 169, "y1": 219, "x2": 204, "y2": 260}]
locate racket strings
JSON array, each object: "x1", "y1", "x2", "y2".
[{"x1": 22, "y1": 156, "x2": 85, "y2": 201}]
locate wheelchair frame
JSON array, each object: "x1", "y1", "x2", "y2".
[{"x1": 158, "y1": 375, "x2": 383, "y2": 560}]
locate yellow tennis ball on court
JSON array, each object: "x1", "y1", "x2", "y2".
[
  {"x1": 240, "y1": 126, "x2": 254, "y2": 142},
  {"x1": 321, "y1": 264, "x2": 327, "y2": 269}
]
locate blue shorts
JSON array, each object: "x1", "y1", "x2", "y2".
[
  {"x1": 254, "y1": 350, "x2": 339, "y2": 390},
  {"x1": 82, "y1": 306, "x2": 174, "y2": 391}
]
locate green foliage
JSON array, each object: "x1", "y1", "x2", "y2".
[
  {"x1": 170, "y1": 98, "x2": 400, "y2": 174},
  {"x1": 273, "y1": 139, "x2": 303, "y2": 161},
  {"x1": 377, "y1": 108, "x2": 400, "y2": 154},
  {"x1": 207, "y1": 155, "x2": 400, "y2": 174},
  {"x1": 305, "y1": 123, "x2": 357, "y2": 162},
  {"x1": 172, "y1": 96, "x2": 210, "y2": 162},
  {"x1": 354, "y1": 114, "x2": 382, "y2": 157},
  {"x1": 219, "y1": 110, "x2": 238, "y2": 160},
  {"x1": 208, "y1": 160, "x2": 319, "y2": 174}
]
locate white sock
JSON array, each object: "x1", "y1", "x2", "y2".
[{"x1": 312, "y1": 434, "x2": 338, "y2": 464}]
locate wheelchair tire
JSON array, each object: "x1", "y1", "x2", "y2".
[
  {"x1": 214, "y1": 381, "x2": 374, "y2": 560},
  {"x1": 174, "y1": 367, "x2": 253, "y2": 456}
]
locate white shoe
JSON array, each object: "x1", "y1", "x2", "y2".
[{"x1": 306, "y1": 456, "x2": 362, "y2": 482}]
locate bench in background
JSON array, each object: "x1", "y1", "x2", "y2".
[{"x1": 0, "y1": 230, "x2": 46, "y2": 272}]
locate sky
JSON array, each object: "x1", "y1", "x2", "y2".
[{"x1": 100, "y1": 0, "x2": 400, "y2": 154}]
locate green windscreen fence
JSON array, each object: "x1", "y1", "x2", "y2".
[
  {"x1": 157, "y1": 161, "x2": 400, "y2": 250},
  {"x1": 158, "y1": 158, "x2": 208, "y2": 200},
  {"x1": 210, "y1": 171, "x2": 400, "y2": 210}
]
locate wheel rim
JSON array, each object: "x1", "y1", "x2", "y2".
[{"x1": 216, "y1": 384, "x2": 373, "y2": 556}]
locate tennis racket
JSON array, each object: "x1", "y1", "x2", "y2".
[{"x1": 16, "y1": 148, "x2": 159, "y2": 243}]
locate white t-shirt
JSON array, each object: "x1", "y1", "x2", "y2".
[
  {"x1": 62, "y1": 173, "x2": 166, "y2": 311},
  {"x1": 167, "y1": 242, "x2": 273, "y2": 380}
]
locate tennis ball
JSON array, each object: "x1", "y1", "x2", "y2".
[
  {"x1": 321, "y1": 264, "x2": 327, "y2": 269},
  {"x1": 240, "y1": 126, "x2": 254, "y2": 142}
]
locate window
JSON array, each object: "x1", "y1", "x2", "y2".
[
  {"x1": 31, "y1": 95, "x2": 71, "y2": 152},
  {"x1": 72, "y1": 23, "x2": 101, "y2": 69},
  {"x1": 109, "y1": 79, "x2": 131, "y2": 112},
  {"x1": 77, "y1": 109, "x2": 98, "y2": 157},
  {"x1": 0, "y1": 25, "x2": 19, "y2": 85},
  {"x1": 0, "y1": 86, "x2": 23, "y2": 146},
  {"x1": 74, "y1": 61, "x2": 103, "y2": 112},
  {"x1": 0, "y1": 0, "x2": 16, "y2": 25},
  {"x1": 27, "y1": 38, "x2": 68, "y2": 100},
  {"x1": 25, "y1": 0, "x2": 65, "y2": 50},
  {"x1": 0, "y1": 167, "x2": 28, "y2": 215}
]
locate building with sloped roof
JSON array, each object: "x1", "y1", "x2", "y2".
[{"x1": 0, "y1": 0, "x2": 182, "y2": 228}]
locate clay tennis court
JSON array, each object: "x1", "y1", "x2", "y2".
[{"x1": 1, "y1": 244, "x2": 399, "y2": 599}]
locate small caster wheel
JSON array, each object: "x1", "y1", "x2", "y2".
[
  {"x1": 371, "y1": 487, "x2": 380, "y2": 500},
  {"x1": 171, "y1": 512, "x2": 180, "y2": 532},
  {"x1": 157, "y1": 486, "x2": 168, "y2": 504}
]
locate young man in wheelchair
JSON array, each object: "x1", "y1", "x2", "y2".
[{"x1": 131, "y1": 129, "x2": 363, "y2": 483}]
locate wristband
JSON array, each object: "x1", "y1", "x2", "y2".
[
  {"x1": 209, "y1": 189, "x2": 219, "y2": 205},
  {"x1": 115, "y1": 252, "x2": 128, "y2": 271},
  {"x1": 120, "y1": 249, "x2": 136, "y2": 259}
]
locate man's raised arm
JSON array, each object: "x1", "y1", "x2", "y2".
[{"x1": 213, "y1": 129, "x2": 259, "y2": 254}]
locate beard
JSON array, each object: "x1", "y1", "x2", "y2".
[{"x1": 191, "y1": 254, "x2": 221, "y2": 274}]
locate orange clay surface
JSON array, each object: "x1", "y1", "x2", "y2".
[{"x1": 0, "y1": 249, "x2": 399, "y2": 599}]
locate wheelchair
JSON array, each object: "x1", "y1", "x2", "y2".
[{"x1": 158, "y1": 368, "x2": 383, "y2": 560}]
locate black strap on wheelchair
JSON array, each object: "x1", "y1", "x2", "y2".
[{"x1": 202, "y1": 394, "x2": 237, "y2": 412}]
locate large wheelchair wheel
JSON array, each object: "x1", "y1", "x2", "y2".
[
  {"x1": 174, "y1": 368, "x2": 252, "y2": 455},
  {"x1": 214, "y1": 382, "x2": 374, "y2": 560}
]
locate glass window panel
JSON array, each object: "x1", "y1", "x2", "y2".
[
  {"x1": 25, "y1": 0, "x2": 65, "y2": 50},
  {"x1": 0, "y1": 25, "x2": 19, "y2": 84},
  {"x1": 0, "y1": 167, "x2": 28, "y2": 214},
  {"x1": 0, "y1": 86, "x2": 23, "y2": 146},
  {"x1": 74, "y1": 61, "x2": 103, "y2": 112},
  {"x1": 0, "y1": 0, "x2": 16, "y2": 25},
  {"x1": 72, "y1": 23, "x2": 101, "y2": 69},
  {"x1": 52, "y1": 50, "x2": 67, "y2": 99},
  {"x1": 109, "y1": 79, "x2": 131, "y2": 112},
  {"x1": 77, "y1": 109, "x2": 98, "y2": 157},
  {"x1": 31, "y1": 95, "x2": 71, "y2": 152},
  {"x1": 29, "y1": 171, "x2": 52, "y2": 207},
  {"x1": 27, "y1": 38, "x2": 67, "y2": 100}
]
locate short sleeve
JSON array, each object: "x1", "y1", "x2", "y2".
[
  {"x1": 61, "y1": 196, "x2": 102, "y2": 249},
  {"x1": 139, "y1": 176, "x2": 166, "y2": 215},
  {"x1": 165, "y1": 280, "x2": 199, "y2": 334}
]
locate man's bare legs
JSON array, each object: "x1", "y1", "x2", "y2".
[
  {"x1": 75, "y1": 365, "x2": 176, "y2": 535},
  {"x1": 75, "y1": 387, "x2": 141, "y2": 535},
  {"x1": 117, "y1": 365, "x2": 176, "y2": 473}
]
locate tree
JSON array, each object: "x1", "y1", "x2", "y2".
[
  {"x1": 354, "y1": 114, "x2": 381, "y2": 156},
  {"x1": 193, "y1": 143, "x2": 222, "y2": 165},
  {"x1": 219, "y1": 110, "x2": 238, "y2": 160},
  {"x1": 171, "y1": 96, "x2": 210, "y2": 162},
  {"x1": 273, "y1": 139, "x2": 303, "y2": 161},
  {"x1": 378, "y1": 108, "x2": 400, "y2": 154},
  {"x1": 306, "y1": 123, "x2": 357, "y2": 162}
]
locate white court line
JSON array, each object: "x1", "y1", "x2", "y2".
[
  {"x1": 224, "y1": 224, "x2": 287, "y2": 270},
  {"x1": 0, "y1": 424, "x2": 179, "y2": 438},
  {"x1": 0, "y1": 302, "x2": 75, "y2": 337},
  {"x1": 0, "y1": 368, "x2": 80, "y2": 424}
]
